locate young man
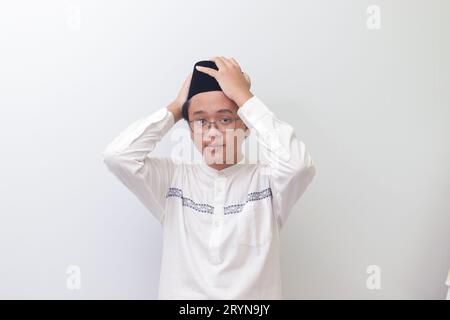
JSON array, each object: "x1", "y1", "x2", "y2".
[{"x1": 102, "y1": 56, "x2": 316, "y2": 299}]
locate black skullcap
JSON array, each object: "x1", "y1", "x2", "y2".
[{"x1": 187, "y1": 60, "x2": 223, "y2": 100}]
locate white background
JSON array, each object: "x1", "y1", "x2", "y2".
[{"x1": 0, "y1": 0, "x2": 449, "y2": 299}]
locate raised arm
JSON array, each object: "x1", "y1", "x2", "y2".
[
  {"x1": 102, "y1": 103, "x2": 178, "y2": 225},
  {"x1": 102, "y1": 74, "x2": 190, "y2": 224},
  {"x1": 237, "y1": 96, "x2": 316, "y2": 229}
]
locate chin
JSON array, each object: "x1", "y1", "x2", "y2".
[{"x1": 203, "y1": 147, "x2": 227, "y2": 165}]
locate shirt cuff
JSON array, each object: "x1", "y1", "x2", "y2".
[
  {"x1": 237, "y1": 95, "x2": 273, "y2": 125},
  {"x1": 143, "y1": 107, "x2": 174, "y2": 132}
]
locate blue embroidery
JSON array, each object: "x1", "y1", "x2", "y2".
[
  {"x1": 166, "y1": 187, "x2": 272, "y2": 215},
  {"x1": 166, "y1": 187, "x2": 214, "y2": 214},
  {"x1": 226, "y1": 188, "x2": 273, "y2": 215}
]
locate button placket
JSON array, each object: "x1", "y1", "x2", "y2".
[{"x1": 209, "y1": 175, "x2": 227, "y2": 248}]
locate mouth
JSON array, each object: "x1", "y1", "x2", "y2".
[{"x1": 206, "y1": 144, "x2": 225, "y2": 148}]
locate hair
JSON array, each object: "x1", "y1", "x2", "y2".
[{"x1": 181, "y1": 99, "x2": 191, "y2": 122}]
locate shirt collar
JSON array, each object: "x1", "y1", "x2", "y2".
[{"x1": 199, "y1": 154, "x2": 247, "y2": 178}]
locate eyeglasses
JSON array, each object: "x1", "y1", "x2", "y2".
[{"x1": 188, "y1": 117, "x2": 243, "y2": 135}]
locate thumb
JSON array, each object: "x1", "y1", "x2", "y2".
[
  {"x1": 195, "y1": 65, "x2": 216, "y2": 78},
  {"x1": 243, "y1": 73, "x2": 251, "y2": 88}
]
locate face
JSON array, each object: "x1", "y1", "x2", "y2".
[{"x1": 188, "y1": 91, "x2": 249, "y2": 168}]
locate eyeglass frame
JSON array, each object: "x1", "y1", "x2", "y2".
[{"x1": 188, "y1": 117, "x2": 245, "y2": 135}]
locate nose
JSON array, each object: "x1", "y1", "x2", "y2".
[{"x1": 204, "y1": 123, "x2": 222, "y2": 138}]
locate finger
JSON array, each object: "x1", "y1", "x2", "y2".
[
  {"x1": 229, "y1": 57, "x2": 242, "y2": 70},
  {"x1": 210, "y1": 56, "x2": 227, "y2": 70},
  {"x1": 195, "y1": 65, "x2": 218, "y2": 78},
  {"x1": 219, "y1": 56, "x2": 233, "y2": 68},
  {"x1": 244, "y1": 73, "x2": 251, "y2": 87},
  {"x1": 185, "y1": 72, "x2": 193, "y2": 84}
]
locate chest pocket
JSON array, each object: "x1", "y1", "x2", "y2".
[{"x1": 237, "y1": 204, "x2": 274, "y2": 247}]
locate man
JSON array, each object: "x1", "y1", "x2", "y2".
[{"x1": 102, "y1": 56, "x2": 316, "y2": 299}]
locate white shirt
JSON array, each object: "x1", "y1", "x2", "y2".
[{"x1": 102, "y1": 95, "x2": 316, "y2": 299}]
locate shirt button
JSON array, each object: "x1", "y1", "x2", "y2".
[{"x1": 215, "y1": 181, "x2": 225, "y2": 192}]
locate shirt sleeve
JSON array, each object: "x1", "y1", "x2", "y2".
[
  {"x1": 237, "y1": 95, "x2": 316, "y2": 229},
  {"x1": 102, "y1": 107, "x2": 176, "y2": 225}
]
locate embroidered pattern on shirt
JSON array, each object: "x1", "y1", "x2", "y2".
[
  {"x1": 224, "y1": 188, "x2": 272, "y2": 215},
  {"x1": 165, "y1": 187, "x2": 272, "y2": 215},
  {"x1": 166, "y1": 187, "x2": 214, "y2": 214}
]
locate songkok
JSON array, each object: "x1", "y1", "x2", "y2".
[{"x1": 187, "y1": 60, "x2": 222, "y2": 100}]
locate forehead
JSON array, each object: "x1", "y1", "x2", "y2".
[{"x1": 189, "y1": 91, "x2": 238, "y2": 117}]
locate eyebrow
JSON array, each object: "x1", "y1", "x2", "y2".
[{"x1": 192, "y1": 108, "x2": 234, "y2": 116}]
